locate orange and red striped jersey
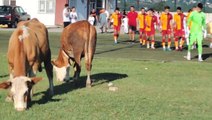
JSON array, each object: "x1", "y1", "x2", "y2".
[
  {"x1": 174, "y1": 13, "x2": 185, "y2": 30},
  {"x1": 187, "y1": 12, "x2": 192, "y2": 29},
  {"x1": 160, "y1": 12, "x2": 173, "y2": 30},
  {"x1": 145, "y1": 15, "x2": 158, "y2": 31},
  {"x1": 111, "y1": 13, "x2": 122, "y2": 26},
  {"x1": 137, "y1": 13, "x2": 146, "y2": 29}
]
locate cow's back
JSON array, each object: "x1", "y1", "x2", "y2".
[
  {"x1": 61, "y1": 20, "x2": 96, "y2": 53},
  {"x1": 7, "y1": 23, "x2": 40, "y2": 76},
  {"x1": 21, "y1": 19, "x2": 50, "y2": 59}
]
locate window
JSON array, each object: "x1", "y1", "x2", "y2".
[
  {"x1": 15, "y1": 7, "x2": 25, "y2": 14},
  {"x1": 0, "y1": 6, "x2": 11, "y2": 14},
  {"x1": 38, "y1": 0, "x2": 55, "y2": 13}
]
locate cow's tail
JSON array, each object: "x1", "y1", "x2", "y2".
[
  {"x1": 89, "y1": 25, "x2": 97, "y2": 61},
  {"x1": 85, "y1": 23, "x2": 97, "y2": 74}
]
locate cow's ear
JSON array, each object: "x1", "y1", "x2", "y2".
[
  {"x1": 30, "y1": 77, "x2": 43, "y2": 85},
  {"x1": 26, "y1": 77, "x2": 43, "y2": 88},
  {"x1": 0, "y1": 81, "x2": 11, "y2": 89}
]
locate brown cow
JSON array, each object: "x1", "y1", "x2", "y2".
[
  {"x1": 52, "y1": 20, "x2": 96, "y2": 87},
  {"x1": 0, "y1": 18, "x2": 54, "y2": 111}
]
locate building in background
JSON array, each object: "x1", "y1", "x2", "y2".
[
  {"x1": 16, "y1": 0, "x2": 56, "y2": 26},
  {"x1": 0, "y1": 0, "x2": 16, "y2": 6},
  {"x1": 56, "y1": 0, "x2": 117, "y2": 25},
  {"x1": 0, "y1": 0, "x2": 117, "y2": 26}
]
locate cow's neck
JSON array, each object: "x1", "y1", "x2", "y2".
[
  {"x1": 14, "y1": 40, "x2": 26, "y2": 76},
  {"x1": 55, "y1": 49, "x2": 69, "y2": 67}
]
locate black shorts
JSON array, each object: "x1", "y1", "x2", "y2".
[
  {"x1": 129, "y1": 25, "x2": 137, "y2": 32},
  {"x1": 64, "y1": 22, "x2": 70, "y2": 28}
]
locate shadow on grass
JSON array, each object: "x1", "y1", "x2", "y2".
[
  {"x1": 155, "y1": 41, "x2": 162, "y2": 48},
  {"x1": 30, "y1": 72, "x2": 128, "y2": 106},
  {"x1": 95, "y1": 44, "x2": 135, "y2": 55},
  {"x1": 194, "y1": 53, "x2": 212, "y2": 60},
  {"x1": 0, "y1": 74, "x2": 9, "y2": 78},
  {"x1": 203, "y1": 45, "x2": 209, "y2": 48}
]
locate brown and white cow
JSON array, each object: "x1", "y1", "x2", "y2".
[
  {"x1": 0, "y1": 18, "x2": 54, "y2": 111},
  {"x1": 52, "y1": 20, "x2": 96, "y2": 87}
]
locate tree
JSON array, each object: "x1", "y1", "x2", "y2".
[{"x1": 153, "y1": 1, "x2": 166, "y2": 11}]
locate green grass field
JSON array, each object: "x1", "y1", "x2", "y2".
[{"x1": 0, "y1": 31, "x2": 212, "y2": 120}]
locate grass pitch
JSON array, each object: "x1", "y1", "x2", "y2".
[{"x1": 0, "y1": 31, "x2": 212, "y2": 120}]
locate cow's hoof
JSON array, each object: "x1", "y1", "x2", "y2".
[{"x1": 5, "y1": 96, "x2": 13, "y2": 102}]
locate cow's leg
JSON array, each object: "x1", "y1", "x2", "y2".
[
  {"x1": 73, "y1": 54, "x2": 81, "y2": 81},
  {"x1": 85, "y1": 49, "x2": 94, "y2": 88},
  {"x1": 29, "y1": 67, "x2": 37, "y2": 77},
  {"x1": 44, "y1": 52, "x2": 54, "y2": 96},
  {"x1": 86, "y1": 70, "x2": 91, "y2": 88},
  {"x1": 73, "y1": 62, "x2": 81, "y2": 81}
]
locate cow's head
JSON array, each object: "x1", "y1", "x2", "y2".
[
  {"x1": 0, "y1": 76, "x2": 42, "y2": 111},
  {"x1": 51, "y1": 60, "x2": 70, "y2": 82}
]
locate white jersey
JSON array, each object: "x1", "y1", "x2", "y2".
[
  {"x1": 63, "y1": 7, "x2": 70, "y2": 22},
  {"x1": 70, "y1": 12, "x2": 78, "y2": 23},
  {"x1": 122, "y1": 18, "x2": 128, "y2": 33},
  {"x1": 88, "y1": 16, "x2": 95, "y2": 25},
  {"x1": 105, "y1": 10, "x2": 110, "y2": 20}
]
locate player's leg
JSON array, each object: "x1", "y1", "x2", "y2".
[
  {"x1": 210, "y1": 35, "x2": 212, "y2": 48},
  {"x1": 142, "y1": 31, "x2": 146, "y2": 46},
  {"x1": 132, "y1": 26, "x2": 136, "y2": 42},
  {"x1": 117, "y1": 26, "x2": 121, "y2": 40},
  {"x1": 196, "y1": 33, "x2": 203, "y2": 61},
  {"x1": 167, "y1": 33, "x2": 172, "y2": 51},
  {"x1": 139, "y1": 29, "x2": 143, "y2": 44},
  {"x1": 146, "y1": 32, "x2": 150, "y2": 48},
  {"x1": 179, "y1": 35, "x2": 185, "y2": 51},
  {"x1": 174, "y1": 30, "x2": 179, "y2": 50},
  {"x1": 162, "y1": 31, "x2": 166, "y2": 51},
  {"x1": 151, "y1": 35, "x2": 155, "y2": 49},
  {"x1": 174, "y1": 36, "x2": 179, "y2": 50},
  {"x1": 113, "y1": 26, "x2": 118, "y2": 44},
  {"x1": 128, "y1": 26, "x2": 133, "y2": 41},
  {"x1": 186, "y1": 33, "x2": 196, "y2": 60}
]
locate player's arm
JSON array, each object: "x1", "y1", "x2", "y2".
[
  {"x1": 110, "y1": 14, "x2": 113, "y2": 23},
  {"x1": 144, "y1": 16, "x2": 148, "y2": 28},
  {"x1": 170, "y1": 14, "x2": 173, "y2": 31},
  {"x1": 120, "y1": 14, "x2": 123, "y2": 25},
  {"x1": 158, "y1": 16, "x2": 162, "y2": 32},
  {"x1": 159, "y1": 15, "x2": 163, "y2": 31},
  {"x1": 136, "y1": 15, "x2": 139, "y2": 27}
]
